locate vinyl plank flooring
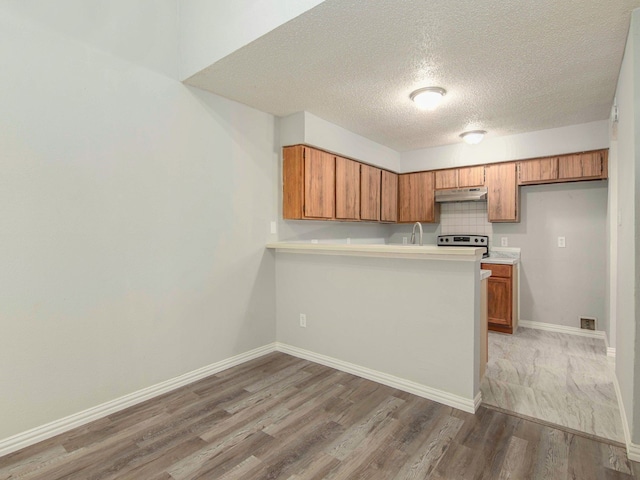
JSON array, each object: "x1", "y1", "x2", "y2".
[
  {"x1": 2, "y1": 352, "x2": 638, "y2": 480},
  {"x1": 496, "y1": 436, "x2": 528, "y2": 480},
  {"x1": 393, "y1": 414, "x2": 464, "y2": 479},
  {"x1": 482, "y1": 327, "x2": 625, "y2": 443}
]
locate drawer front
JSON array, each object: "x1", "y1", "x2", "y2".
[{"x1": 481, "y1": 263, "x2": 512, "y2": 278}]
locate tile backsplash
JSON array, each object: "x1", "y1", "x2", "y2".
[{"x1": 440, "y1": 202, "x2": 493, "y2": 237}]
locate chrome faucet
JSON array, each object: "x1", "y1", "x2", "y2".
[{"x1": 410, "y1": 222, "x2": 423, "y2": 246}]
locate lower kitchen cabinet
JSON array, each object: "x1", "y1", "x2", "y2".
[{"x1": 481, "y1": 263, "x2": 518, "y2": 334}]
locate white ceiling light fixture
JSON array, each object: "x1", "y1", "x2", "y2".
[
  {"x1": 410, "y1": 87, "x2": 447, "y2": 110},
  {"x1": 460, "y1": 130, "x2": 487, "y2": 145}
]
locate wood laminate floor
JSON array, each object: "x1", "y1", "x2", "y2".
[{"x1": 1, "y1": 352, "x2": 638, "y2": 480}]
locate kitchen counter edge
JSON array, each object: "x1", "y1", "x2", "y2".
[
  {"x1": 266, "y1": 242, "x2": 485, "y2": 261},
  {"x1": 482, "y1": 257, "x2": 520, "y2": 265}
]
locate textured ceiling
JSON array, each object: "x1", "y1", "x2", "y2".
[{"x1": 185, "y1": 0, "x2": 640, "y2": 152}]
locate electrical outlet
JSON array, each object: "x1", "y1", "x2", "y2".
[
  {"x1": 346, "y1": 237, "x2": 351, "y2": 244},
  {"x1": 270, "y1": 221, "x2": 277, "y2": 234},
  {"x1": 558, "y1": 236, "x2": 566, "y2": 248},
  {"x1": 299, "y1": 314, "x2": 306, "y2": 328},
  {"x1": 311, "y1": 239, "x2": 318, "y2": 244},
  {"x1": 403, "y1": 237, "x2": 408, "y2": 245},
  {"x1": 501, "y1": 237, "x2": 508, "y2": 247}
]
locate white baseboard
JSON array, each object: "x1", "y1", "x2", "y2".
[
  {"x1": 0, "y1": 343, "x2": 277, "y2": 458},
  {"x1": 473, "y1": 392, "x2": 483, "y2": 412},
  {"x1": 519, "y1": 320, "x2": 608, "y2": 340},
  {"x1": 275, "y1": 342, "x2": 479, "y2": 414},
  {"x1": 628, "y1": 443, "x2": 640, "y2": 463},
  {"x1": 0, "y1": 342, "x2": 482, "y2": 458},
  {"x1": 612, "y1": 372, "x2": 640, "y2": 461}
]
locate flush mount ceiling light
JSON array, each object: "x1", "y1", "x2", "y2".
[
  {"x1": 410, "y1": 87, "x2": 447, "y2": 110},
  {"x1": 460, "y1": 130, "x2": 487, "y2": 145}
]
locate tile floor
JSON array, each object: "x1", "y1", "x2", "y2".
[{"x1": 480, "y1": 327, "x2": 625, "y2": 443}]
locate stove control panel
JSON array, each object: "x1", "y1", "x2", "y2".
[
  {"x1": 437, "y1": 234, "x2": 489, "y2": 257},
  {"x1": 437, "y1": 235, "x2": 488, "y2": 246}
]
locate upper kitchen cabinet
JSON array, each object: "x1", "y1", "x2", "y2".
[
  {"x1": 518, "y1": 157, "x2": 558, "y2": 185},
  {"x1": 283, "y1": 145, "x2": 335, "y2": 220},
  {"x1": 518, "y1": 150, "x2": 608, "y2": 185},
  {"x1": 435, "y1": 166, "x2": 485, "y2": 190},
  {"x1": 458, "y1": 166, "x2": 485, "y2": 188},
  {"x1": 486, "y1": 163, "x2": 519, "y2": 222},
  {"x1": 360, "y1": 164, "x2": 381, "y2": 222},
  {"x1": 558, "y1": 150, "x2": 608, "y2": 181},
  {"x1": 380, "y1": 170, "x2": 398, "y2": 223},
  {"x1": 335, "y1": 156, "x2": 361, "y2": 220},
  {"x1": 398, "y1": 171, "x2": 439, "y2": 223},
  {"x1": 435, "y1": 169, "x2": 458, "y2": 190}
]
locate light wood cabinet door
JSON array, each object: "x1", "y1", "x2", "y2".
[
  {"x1": 481, "y1": 263, "x2": 515, "y2": 334},
  {"x1": 304, "y1": 147, "x2": 335, "y2": 219},
  {"x1": 558, "y1": 152, "x2": 606, "y2": 180},
  {"x1": 380, "y1": 170, "x2": 398, "y2": 223},
  {"x1": 486, "y1": 277, "x2": 512, "y2": 327},
  {"x1": 283, "y1": 145, "x2": 336, "y2": 220},
  {"x1": 435, "y1": 166, "x2": 484, "y2": 189},
  {"x1": 360, "y1": 164, "x2": 381, "y2": 221},
  {"x1": 458, "y1": 166, "x2": 485, "y2": 187},
  {"x1": 335, "y1": 156, "x2": 360, "y2": 220},
  {"x1": 518, "y1": 158, "x2": 558, "y2": 185},
  {"x1": 558, "y1": 154, "x2": 583, "y2": 180},
  {"x1": 398, "y1": 171, "x2": 438, "y2": 223},
  {"x1": 283, "y1": 145, "x2": 305, "y2": 219},
  {"x1": 581, "y1": 151, "x2": 605, "y2": 178},
  {"x1": 486, "y1": 163, "x2": 519, "y2": 222},
  {"x1": 435, "y1": 169, "x2": 457, "y2": 190}
]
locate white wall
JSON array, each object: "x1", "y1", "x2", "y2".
[
  {"x1": 279, "y1": 111, "x2": 401, "y2": 172},
  {"x1": 275, "y1": 253, "x2": 481, "y2": 403},
  {"x1": 608, "y1": 139, "x2": 618, "y2": 351},
  {"x1": 179, "y1": 0, "x2": 325, "y2": 80},
  {"x1": 493, "y1": 182, "x2": 608, "y2": 331},
  {"x1": 401, "y1": 121, "x2": 610, "y2": 173},
  {"x1": 0, "y1": 1, "x2": 278, "y2": 440},
  {"x1": 614, "y1": 8, "x2": 640, "y2": 446}
]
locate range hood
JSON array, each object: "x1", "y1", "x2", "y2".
[{"x1": 435, "y1": 187, "x2": 488, "y2": 203}]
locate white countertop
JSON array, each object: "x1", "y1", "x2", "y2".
[
  {"x1": 266, "y1": 242, "x2": 485, "y2": 261},
  {"x1": 482, "y1": 256, "x2": 519, "y2": 265},
  {"x1": 483, "y1": 247, "x2": 521, "y2": 265}
]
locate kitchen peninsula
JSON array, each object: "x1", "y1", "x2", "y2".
[{"x1": 267, "y1": 242, "x2": 488, "y2": 413}]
